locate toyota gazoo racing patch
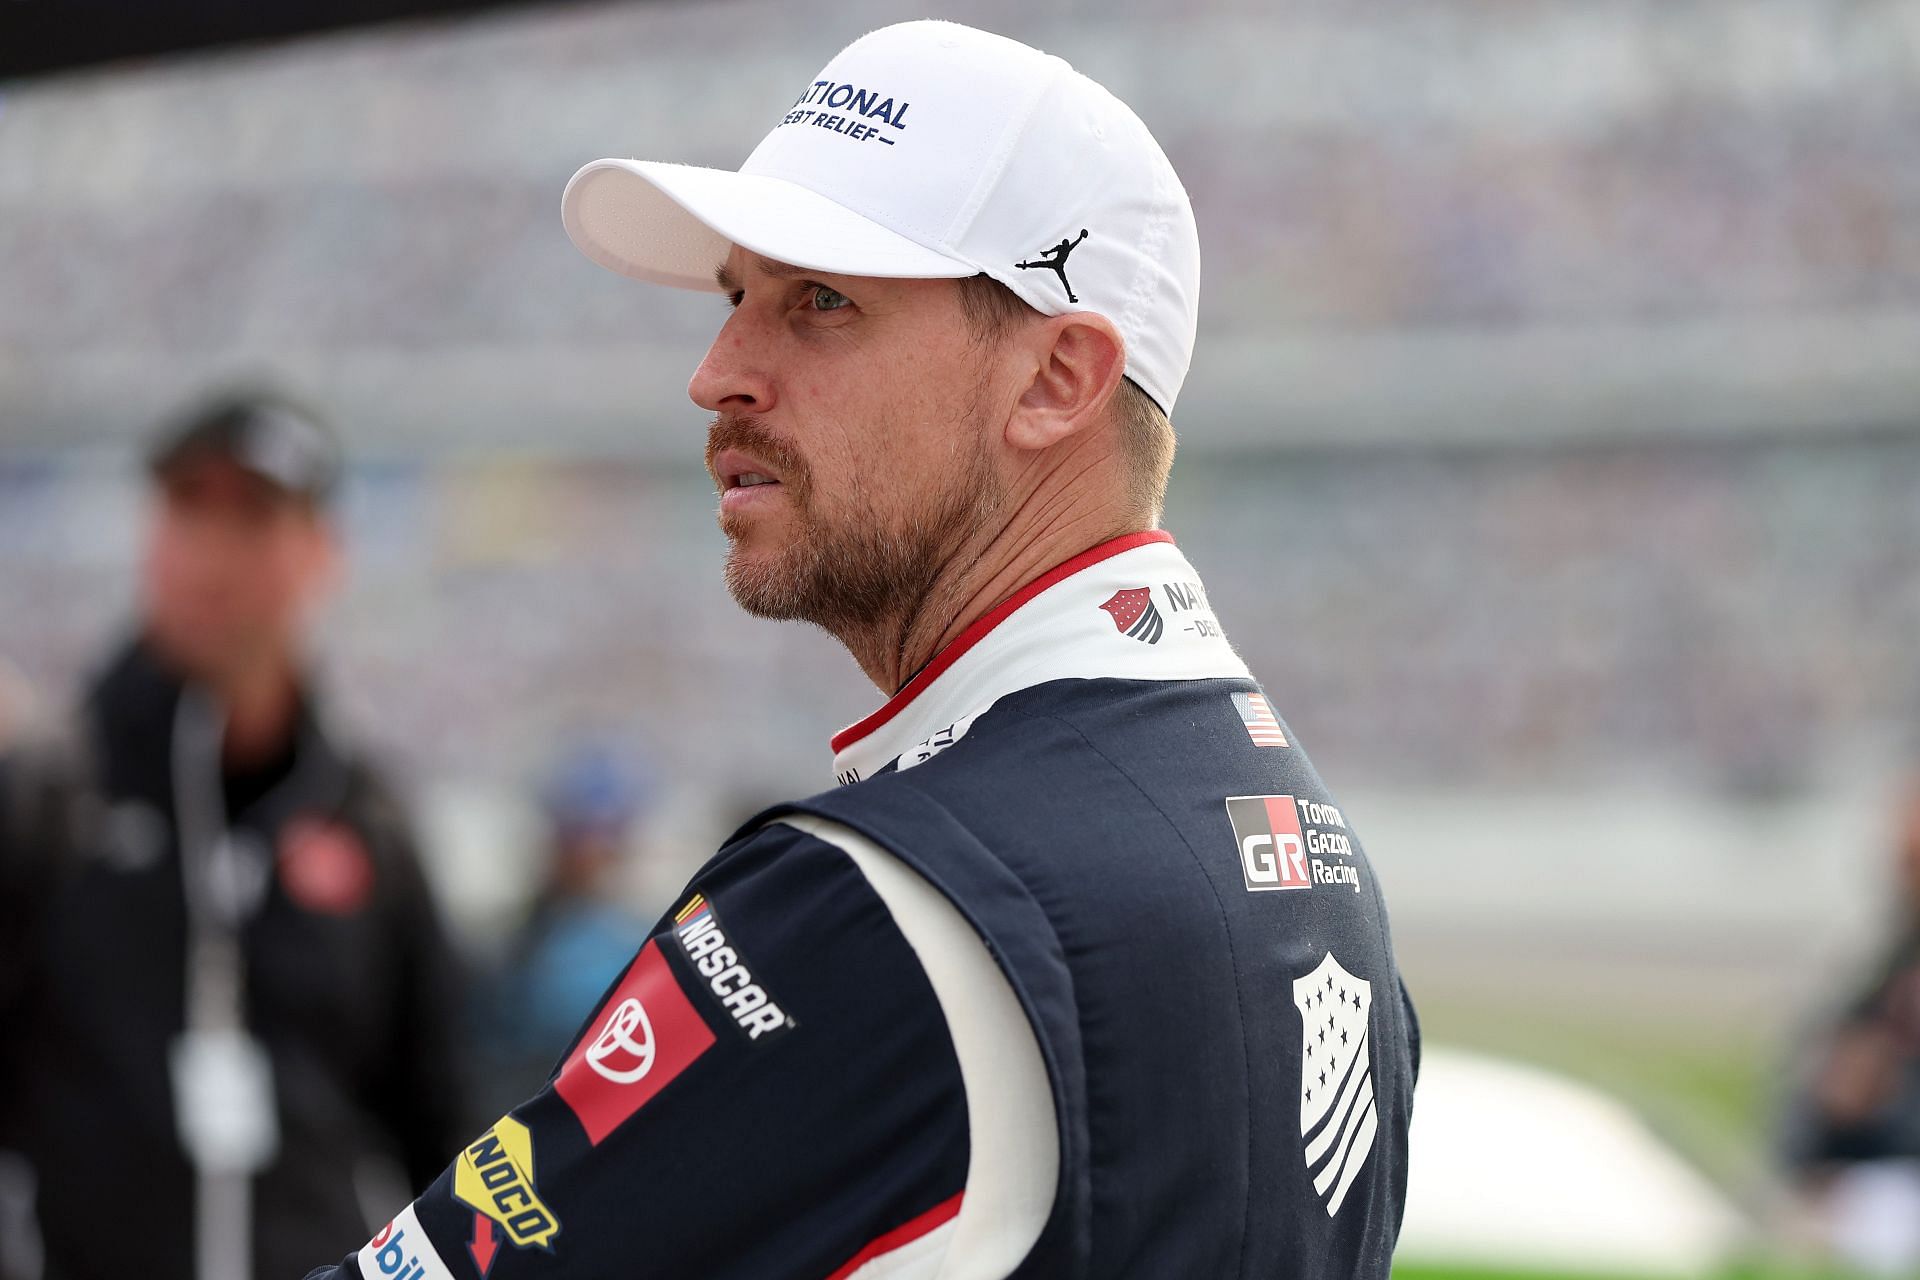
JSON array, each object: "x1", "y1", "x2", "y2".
[
  {"x1": 1224, "y1": 795, "x2": 1362, "y2": 895},
  {"x1": 668, "y1": 892, "x2": 795, "y2": 1042}
]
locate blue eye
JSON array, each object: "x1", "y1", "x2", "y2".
[{"x1": 809, "y1": 285, "x2": 851, "y2": 312}]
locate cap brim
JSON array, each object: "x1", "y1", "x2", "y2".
[{"x1": 561, "y1": 158, "x2": 979, "y2": 291}]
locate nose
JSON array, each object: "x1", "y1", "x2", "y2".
[{"x1": 688, "y1": 309, "x2": 776, "y2": 415}]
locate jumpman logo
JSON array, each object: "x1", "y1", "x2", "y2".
[{"x1": 1015, "y1": 229, "x2": 1090, "y2": 303}]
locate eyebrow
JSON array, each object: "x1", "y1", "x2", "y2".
[{"x1": 713, "y1": 258, "x2": 815, "y2": 294}]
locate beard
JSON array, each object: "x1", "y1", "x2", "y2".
[{"x1": 706, "y1": 413, "x2": 999, "y2": 637}]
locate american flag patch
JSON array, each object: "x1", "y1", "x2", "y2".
[{"x1": 1232, "y1": 692, "x2": 1289, "y2": 747}]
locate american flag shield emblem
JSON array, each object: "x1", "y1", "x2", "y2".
[
  {"x1": 1098, "y1": 587, "x2": 1164, "y2": 644},
  {"x1": 1294, "y1": 951, "x2": 1377, "y2": 1217},
  {"x1": 1231, "y1": 691, "x2": 1289, "y2": 747}
]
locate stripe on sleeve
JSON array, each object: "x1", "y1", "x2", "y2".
[{"x1": 826, "y1": 1192, "x2": 965, "y2": 1280}]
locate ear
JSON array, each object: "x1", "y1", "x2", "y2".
[{"x1": 1005, "y1": 313, "x2": 1127, "y2": 454}]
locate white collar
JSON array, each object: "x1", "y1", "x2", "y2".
[{"x1": 831, "y1": 532, "x2": 1251, "y2": 785}]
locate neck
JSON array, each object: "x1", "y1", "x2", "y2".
[
  {"x1": 838, "y1": 453, "x2": 1147, "y2": 694},
  {"x1": 211, "y1": 653, "x2": 303, "y2": 769}
]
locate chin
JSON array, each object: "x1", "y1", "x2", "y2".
[
  {"x1": 147, "y1": 622, "x2": 276, "y2": 684},
  {"x1": 147, "y1": 632, "x2": 230, "y2": 682},
  {"x1": 719, "y1": 541, "x2": 791, "y2": 613},
  {"x1": 731, "y1": 514, "x2": 866, "y2": 623},
  {"x1": 723, "y1": 569, "x2": 806, "y2": 621}
]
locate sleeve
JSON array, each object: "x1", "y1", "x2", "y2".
[
  {"x1": 304, "y1": 816, "x2": 1049, "y2": 1280},
  {"x1": 0, "y1": 752, "x2": 29, "y2": 1101},
  {"x1": 0, "y1": 739, "x2": 77, "y2": 1102}
]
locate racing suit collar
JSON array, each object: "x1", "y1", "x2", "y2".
[{"x1": 829, "y1": 531, "x2": 1252, "y2": 785}]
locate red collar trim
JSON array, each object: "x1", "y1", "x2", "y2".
[{"x1": 830, "y1": 529, "x2": 1176, "y2": 753}]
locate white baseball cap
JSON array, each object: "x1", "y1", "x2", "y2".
[{"x1": 561, "y1": 19, "x2": 1201, "y2": 414}]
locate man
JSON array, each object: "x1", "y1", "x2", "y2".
[
  {"x1": 1780, "y1": 781, "x2": 1920, "y2": 1267},
  {"x1": 309, "y1": 20, "x2": 1418, "y2": 1280},
  {"x1": 471, "y1": 743, "x2": 653, "y2": 1125},
  {"x1": 0, "y1": 392, "x2": 467, "y2": 1279},
  {"x1": 0, "y1": 658, "x2": 34, "y2": 756}
]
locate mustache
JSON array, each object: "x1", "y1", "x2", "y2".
[{"x1": 705, "y1": 415, "x2": 810, "y2": 491}]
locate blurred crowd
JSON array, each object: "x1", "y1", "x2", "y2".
[
  {"x1": 5, "y1": 0, "x2": 1917, "y2": 801},
  {"x1": 8, "y1": 1, "x2": 1915, "y2": 383},
  {"x1": 9, "y1": 431, "x2": 1920, "y2": 800}
]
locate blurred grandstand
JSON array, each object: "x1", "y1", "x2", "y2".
[{"x1": 3, "y1": 1, "x2": 1920, "y2": 1273}]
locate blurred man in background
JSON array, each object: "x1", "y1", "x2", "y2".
[
  {"x1": 1783, "y1": 781, "x2": 1920, "y2": 1271},
  {"x1": 0, "y1": 391, "x2": 467, "y2": 1280},
  {"x1": 470, "y1": 742, "x2": 652, "y2": 1124},
  {"x1": 0, "y1": 659, "x2": 35, "y2": 757}
]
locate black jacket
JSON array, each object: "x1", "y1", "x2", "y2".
[{"x1": 0, "y1": 639, "x2": 467, "y2": 1279}]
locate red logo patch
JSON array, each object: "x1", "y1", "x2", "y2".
[
  {"x1": 278, "y1": 817, "x2": 375, "y2": 916},
  {"x1": 553, "y1": 940, "x2": 716, "y2": 1145}
]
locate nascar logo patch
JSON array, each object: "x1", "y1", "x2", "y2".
[{"x1": 671, "y1": 892, "x2": 795, "y2": 1042}]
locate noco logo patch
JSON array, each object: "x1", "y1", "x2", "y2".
[
  {"x1": 1224, "y1": 795, "x2": 1362, "y2": 895},
  {"x1": 553, "y1": 940, "x2": 716, "y2": 1145},
  {"x1": 670, "y1": 893, "x2": 795, "y2": 1042},
  {"x1": 453, "y1": 1115, "x2": 559, "y2": 1261}
]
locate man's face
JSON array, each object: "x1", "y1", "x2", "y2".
[
  {"x1": 691, "y1": 246, "x2": 1009, "y2": 633},
  {"x1": 141, "y1": 455, "x2": 336, "y2": 681}
]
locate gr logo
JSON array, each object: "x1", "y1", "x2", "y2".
[{"x1": 1224, "y1": 795, "x2": 1311, "y2": 893}]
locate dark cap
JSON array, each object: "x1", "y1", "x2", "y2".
[{"x1": 147, "y1": 391, "x2": 343, "y2": 505}]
